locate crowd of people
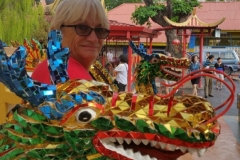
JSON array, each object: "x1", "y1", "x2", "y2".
[
  {"x1": 158, "y1": 51, "x2": 225, "y2": 98},
  {"x1": 105, "y1": 49, "x2": 128, "y2": 92},
  {"x1": 188, "y1": 52, "x2": 225, "y2": 98}
]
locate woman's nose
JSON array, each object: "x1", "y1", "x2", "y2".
[{"x1": 86, "y1": 30, "x2": 98, "y2": 42}]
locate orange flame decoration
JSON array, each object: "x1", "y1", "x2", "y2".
[
  {"x1": 10, "y1": 40, "x2": 21, "y2": 48},
  {"x1": 11, "y1": 39, "x2": 46, "y2": 72},
  {"x1": 23, "y1": 39, "x2": 46, "y2": 71}
]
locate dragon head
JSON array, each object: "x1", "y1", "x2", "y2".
[
  {"x1": 0, "y1": 31, "x2": 233, "y2": 160},
  {"x1": 129, "y1": 41, "x2": 190, "y2": 94}
]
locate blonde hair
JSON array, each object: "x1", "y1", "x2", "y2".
[{"x1": 50, "y1": 0, "x2": 108, "y2": 30}]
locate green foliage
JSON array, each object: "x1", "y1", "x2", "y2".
[
  {"x1": 131, "y1": 0, "x2": 200, "y2": 26},
  {"x1": 171, "y1": 0, "x2": 200, "y2": 22},
  {"x1": 131, "y1": 4, "x2": 166, "y2": 27},
  {"x1": 105, "y1": 0, "x2": 142, "y2": 11},
  {"x1": 0, "y1": 0, "x2": 45, "y2": 45},
  {"x1": 32, "y1": 13, "x2": 51, "y2": 46}
]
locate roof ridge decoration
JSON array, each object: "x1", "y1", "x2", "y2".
[
  {"x1": 108, "y1": 19, "x2": 136, "y2": 27},
  {"x1": 163, "y1": 7, "x2": 226, "y2": 27}
]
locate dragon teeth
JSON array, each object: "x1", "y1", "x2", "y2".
[
  {"x1": 188, "y1": 148, "x2": 196, "y2": 155},
  {"x1": 125, "y1": 149, "x2": 134, "y2": 157},
  {"x1": 179, "y1": 146, "x2": 187, "y2": 153},
  {"x1": 109, "y1": 137, "x2": 116, "y2": 142},
  {"x1": 142, "y1": 139, "x2": 149, "y2": 145},
  {"x1": 159, "y1": 142, "x2": 167, "y2": 149},
  {"x1": 150, "y1": 141, "x2": 157, "y2": 147},
  {"x1": 142, "y1": 155, "x2": 152, "y2": 160},
  {"x1": 116, "y1": 138, "x2": 124, "y2": 144},
  {"x1": 133, "y1": 152, "x2": 142, "y2": 159},
  {"x1": 168, "y1": 144, "x2": 177, "y2": 151},
  {"x1": 197, "y1": 148, "x2": 207, "y2": 157},
  {"x1": 101, "y1": 138, "x2": 207, "y2": 158},
  {"x1": 133, "y1": 139, "x2": 141, "y2": 145},
  {"x1": 124, "y1": 138, "x2": 131, "y2": 144}
]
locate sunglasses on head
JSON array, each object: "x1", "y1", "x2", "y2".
[{"x1": 61, "y1": 24, "x2": 110, "y2": 39}]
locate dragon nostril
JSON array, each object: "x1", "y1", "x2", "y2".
[{"x1": 78, "y1": 111, "x2": 92, "y2": 122}]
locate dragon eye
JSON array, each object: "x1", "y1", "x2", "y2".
[
  {"x1": 76, "y1": 108, "x2": 96, "y2": 123},
  {"x1": 150, "y1": 58, "x2": 159, "y2": 63}
]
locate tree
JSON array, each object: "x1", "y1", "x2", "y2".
[
  {"x1": 0, "y1": 0, "x2": 45, "y2": 45},
  {"x1": 32, "y1": 11, "x2": 52, "y2": 47},
  {"x1": 131, "y1": 0, "x2": 200, "y2": 57},
  {"x1": 105, "y1": 0, "x2": 143, "y2": 11}
]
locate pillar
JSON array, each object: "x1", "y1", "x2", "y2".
[
  {"x1": 149, "y1": 38, "x2": 153, "y2": 53},
  {"x1": 127, "y1": 31, "x2": 132, "y2": 92},
  {"x1": 199, "y1": 29, "x2": 204, "y2": 88}
]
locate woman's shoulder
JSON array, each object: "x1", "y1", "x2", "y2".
[{"x1": 118, "y1": 63, "x2": 126, "y2": 67}]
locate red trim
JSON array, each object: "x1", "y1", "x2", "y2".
[
  {"x1": 131, "y1": 94, "x2": 137, "y2": 111},
  {"x1": 93, "y1": 129, "x2": 218, "y2": 159},
  {"x1": 111, "y1": 93, "x2": 119, "y2": 107},
  {"x1": 148, "y1": 96, "x2": 154, "y2": 116},
  {"x1": 167, "y1": 96, "x2": 174, "y2": 117}
]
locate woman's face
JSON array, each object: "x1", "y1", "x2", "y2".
[
  {"x1": 218, "y1": 59, "x2": 222, "y2": 63},
  {"x1": 194, "y1": 56, "x2": 198, "y2": 62},
  {"x1": 61, "y1": 15, "x2": 105, "y2": 69}
]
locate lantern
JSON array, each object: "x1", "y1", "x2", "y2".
[
  {"x1": 172, "y1": 39, "x2": 180, "y2": 53},
  {"x1": 172, "y1": 39, "x2": 180, "y2": 46}
]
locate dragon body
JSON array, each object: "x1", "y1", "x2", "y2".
[{"x1": 0, "y1": 30, "x2": 234, "y2": 160}]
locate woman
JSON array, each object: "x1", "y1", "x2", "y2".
[
  {"x1": 32, "y1": 0, "x2": 110, "y2": 84},
  {"x1": 215, "y1": 57, "x2": 225, "y2": 90},
  {"x1": 189, "y1": 55, "x2": 201, "y2": 96},
  {"x1": 113, "y1": 54, "x2": 128, "y2": 92}
]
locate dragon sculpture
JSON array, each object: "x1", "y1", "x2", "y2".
[
  {"x1": 11, "y1": 39, "x2": 46, "y2": 72},
  {"x1": 90, "y1": 42, "x2": 189, "y2": 95},
  {"x1": 0, "y1": 30, "x2": 235, "y2": 160}
]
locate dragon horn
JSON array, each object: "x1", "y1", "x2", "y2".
[
  {"x1": 0, "y1": 40, "x2": 56, "y2": 107},
  {"x1": 47, "y1": 30, "x2": 70, "y2": 84},
  {"x1": 129, "y1": 40, "x2": 152, "y2": 61}
]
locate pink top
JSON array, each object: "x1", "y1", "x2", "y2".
[{"x1": 31, "y1": 57, "x2": 92, "y2": 84}]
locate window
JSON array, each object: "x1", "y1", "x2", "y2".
[
  {"x1": 210, "y1": 52, "x2": 219, "y2": 58},
  {"x1": 220, "y1": 52, "x2": 235, "y2": 60}
]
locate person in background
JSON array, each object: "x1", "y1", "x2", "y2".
[
  {"x1": 113, "y1": 54, "x2": 128, "y2": 92},
  {"x1": 188, "y1": 55, "x2": 201, "y2": 96},
  {"x1": 107, "y1": 49, "x2": 114, "y2": 64},
  {"x1": 32, "y1": 0, "x2": 110, "y2": 84},
  {"x1": 206, "y1": 52, "x2": 210, "y2": 59},
  {"x1": 203, "y1": 55, "x2": 215, "y2": 98},
  {"x1": 105, "y1": 62, "x2": 114, "y2": 76},
  {"x1": 215, "y1": 57, "x2": 225, "y2": 90}
]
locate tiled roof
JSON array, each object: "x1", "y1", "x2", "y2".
[
  {"x1": 196, "y1": 2, "x2": 240, "y2": 30},
  {"x1": 108, "y1": 20, "x2": 159, "y2": 41},
  {"x1": 108, "y1": 2, "x2": 240, "y2": 43},
  {"x1": 108, "y1": 20, "x2": 135, "y2": 27}
]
